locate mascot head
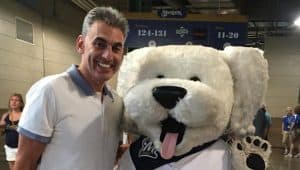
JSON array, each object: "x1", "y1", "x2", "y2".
[{"x1": 117, "y1": 45, "x2": 268, "y2": 159}]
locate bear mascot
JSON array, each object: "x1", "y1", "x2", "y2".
[{"x1": 116, "y1": 45, "x2": 271, "y2": 170}]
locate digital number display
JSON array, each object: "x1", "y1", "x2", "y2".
[
  {"x1": 138, "y1": 29, "x2": 167, "y2": 37},
  {"x1": 217, "y1": 32, "x2": 239, "y2": 39}
]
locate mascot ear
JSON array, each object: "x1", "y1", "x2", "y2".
[
  {"x1": 117, "y1": 47, "x2": 154, "y2": 97},
  {"x1": 222, "y1": 46, "x2": 269, "y2": 136}
]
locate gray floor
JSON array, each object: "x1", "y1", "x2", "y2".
[
  {"x1": 268, "y1": 147, "x2": 300, "y2": 170},
  {"x1": 0, "y1": 136, "x2": 299, "y2": 170}
]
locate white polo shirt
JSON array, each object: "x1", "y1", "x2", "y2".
[{"x1": 18, "y1": 65, "x2": 123, "y2": 170}]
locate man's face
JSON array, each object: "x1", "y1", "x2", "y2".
[
  {"x1": 77, "y1": 21, "x2": 125, "y2": 87},
  {"x1": 287, "y1": 107, "x2": 293, "y2": 115}
]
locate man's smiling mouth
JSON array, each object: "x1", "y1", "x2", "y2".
[{"x1": 95, "y1": 59, "x2": 112, "y2": 68}]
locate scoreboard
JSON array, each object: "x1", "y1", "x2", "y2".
[{"x1": 125, "y1": 12, "x2": 248, "y2": 49}]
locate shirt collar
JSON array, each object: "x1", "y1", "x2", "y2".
[{"x1": 67, "y1": 65, "x2": 114, "y2": 100}]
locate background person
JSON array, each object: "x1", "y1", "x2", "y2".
[
  {"x1": 292, "y1": 105, "x2": 300, "y2": 158},
  {"x1": 14, "y1": 6, "x2": 128, "y2": 170},
  {"x1": 264, "y1": 106, "x2": 272, "y2": 140},
  {"x1": 282, "y1": 106, "x2": 295, "y2": 157},
  {"x1": 0, "y1": 93, "x2": 24, "y2": 170},
  {"x1": 253, "y1": 105, "x2": 272, "y2": 140}
]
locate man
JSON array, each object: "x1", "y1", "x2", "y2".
[
  {"x1": 264, "y1": 109, "x2": 272, "y2": 140},
  {"x1": 14, "y1": 6, "x2": 129, "y2": 170},
  {"x1": 282, "y1": 106, "x2": 296, "y2": 157},
  {"x1": 0, "y1": 93, "x2": 24, "y2": 170},
  {"x1": 253, "y1": 105, "x2": 272, "y2": 140}
]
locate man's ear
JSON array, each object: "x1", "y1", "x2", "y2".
[{"x1": 76, "y1": 35, "x2": 84, "y2": 54}]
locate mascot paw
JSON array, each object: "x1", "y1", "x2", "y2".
[{"x1": 231, "y1": 136, "x2": 271, "y2": 170}]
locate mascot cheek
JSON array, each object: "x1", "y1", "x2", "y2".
[
  {"x1": 124, "y1": 85, "x2": 168, "y2": 125},
  {"x1": 173, "y1": 90, "x2": 228, "y2": 127}
]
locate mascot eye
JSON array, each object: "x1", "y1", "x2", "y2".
[
  {"x1": 157, "y1": 74, "x2": 165, "y2": 78},
  {"x1": 190, "y1": 76, "x2": 201, "y2": 82}
]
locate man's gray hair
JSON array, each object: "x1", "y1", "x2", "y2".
[{"x1": 82, "y1": 6, "x2": 129, "y2": 38}]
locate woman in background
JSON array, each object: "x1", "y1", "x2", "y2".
[{"x1": 0, "y1": 93, "x2": 24, "y2": 170}]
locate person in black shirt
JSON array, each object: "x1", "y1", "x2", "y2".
[{"x1": 0, "y1": 93, "x2": 24, "y2": 170}]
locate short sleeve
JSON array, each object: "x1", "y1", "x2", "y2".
[
  {"x1": 292, "y1": 116, "x2": 296, "y2": 123},
  {"x1": 18, "y1": 78, "x2": 57, "y2": 143},
  {"x1": 265, "y1": 112, "x2": 272, "y2": 125}
]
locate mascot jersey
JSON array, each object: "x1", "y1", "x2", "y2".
[{"x1": 119, "y1": 136, "x2": 231, "y2": 170}]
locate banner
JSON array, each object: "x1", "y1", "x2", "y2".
[{"x1": 125, "y1": 19, "x2": 247, "y2": 49}]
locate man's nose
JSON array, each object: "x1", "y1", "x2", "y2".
[{"x1": 102, "y1": 46, "x2": 113, "y2": 60}]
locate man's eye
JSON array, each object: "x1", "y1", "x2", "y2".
[
  {"x1": 112, "y1": 46, "x2": 122, "y2": 53},
  {"x1": 94, "y1": 41, "x2": 107, "y2": 49},
  {"x1": 112, "y1": 45, "x2": 123, "y2": 53}
]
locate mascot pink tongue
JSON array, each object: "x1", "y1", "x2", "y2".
[{"x1": 161, "y1": 133, "x2": 179, "y2": 159}]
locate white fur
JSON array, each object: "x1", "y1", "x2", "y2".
[
  {"x1": 117, "y1": 45, "x2": 269, "y2": 169},
  {"x1": 231, "y1": 136, "x2": 271, "y2": 170},
  {"x1": 222, "y1": 46, "x2": 269, "y2": 136}
]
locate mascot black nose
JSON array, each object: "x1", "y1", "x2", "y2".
[{"x1": 152, "y1": 86, "x2": 187, "y2": 109}]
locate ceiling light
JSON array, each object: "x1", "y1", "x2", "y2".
[{"x1": 294, "y1": 17, "x2": 300, "y2": 27}]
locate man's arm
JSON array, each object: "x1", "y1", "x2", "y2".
[{"x1": 14, "y1": 134, "x2": 46, "y2": 170}]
